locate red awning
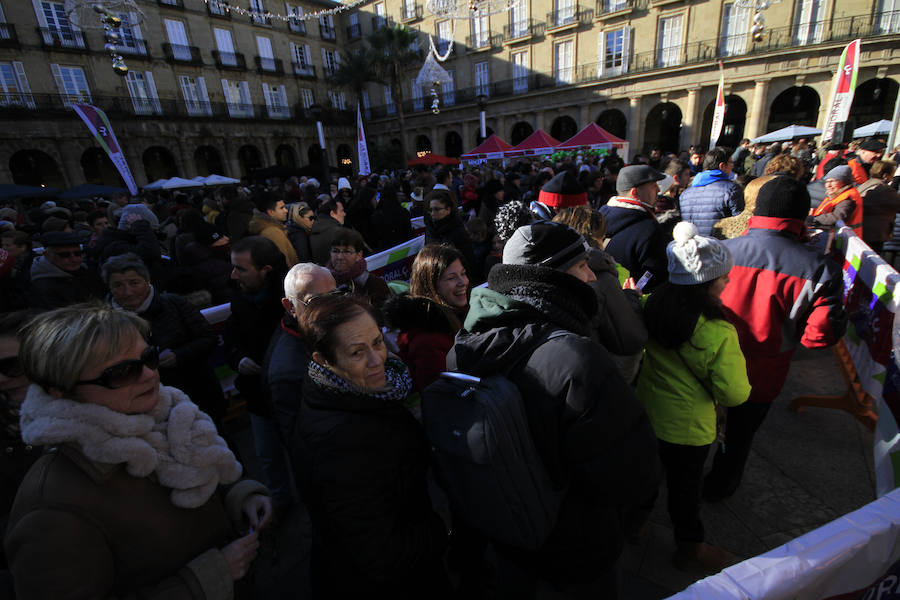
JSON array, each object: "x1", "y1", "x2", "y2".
[
  {"x1": 556, "y1": 123, "x2": 627, "y2": 150},
  {"x1": 407, "y1": 153, "x2": 460, "y2": 166},
  {"x1": 460, "y1": 134, "x2": 515, "y2": 159},
  {"x1": 508, "y1": 130, "x2": 561, "y2": 157}
]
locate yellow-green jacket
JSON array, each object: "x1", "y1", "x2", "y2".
[{"x1": 636, "y1": 314, "x2": 751, "y2": 446}]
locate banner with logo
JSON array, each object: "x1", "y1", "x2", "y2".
[
  {"x1": 709, "y1": 62, "x2": 725, "y2": 151},
  {"x1": 72, "y1": 103, "x2": 138, "y2": 195},
  {"x1": 822, "y1": 39, "x2": 861, "y2": 143},
  {"x1": 357, "y1": 102, "x2": 371, "y2": 176}
]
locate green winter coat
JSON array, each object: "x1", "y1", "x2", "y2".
[{"x1": 636, "y1": 314, "x2": 750, "y2": 446}]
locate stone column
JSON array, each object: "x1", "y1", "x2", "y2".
[
  {"x1": 431, "y1": 126, "x2": 439, "y2": 153},
  {"x1": 536, "y1": 111, "x2": 545, "y2": 132},
  {"x1": 223, "y1": 137, "x2": 242, "y2": 178},
  {"x1": 579, "y1": 103, "x2": 590, "y2": 128},
  {"x1": 680, "y1": 88, "x2": 701, "y2": 151},
  {"x1": 627, "y1": 97, "x2": 642, "y2": 152},
  {"x1": 176, "y1": 139, "x2": 196, "y2": 179},
  {"x1": 462, "y1": 120, "x2": 476, "y2": 153},
  {"x1": 745, "y1": 79, "x2": 770, "y2": 141},
  {"x1": 57, "y1": 141, "x2": 84, "y2": 188}
]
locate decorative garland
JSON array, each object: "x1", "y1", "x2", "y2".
[{"x1": 201, "y1": 0, "x2": 368, "y2": 22}]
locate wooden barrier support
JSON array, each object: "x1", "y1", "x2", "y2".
[{"x1": 790, "y1": 339, "x2": 878, "y2": 432}]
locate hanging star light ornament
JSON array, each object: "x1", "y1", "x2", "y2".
[
  {"x1": 734, "y1": 0, "x2": 782, "y2": 42},
  {"x1": 65, "y1": 1, "x2": 144, "y2": 75},
  {"x1": 415, "y1": 49, "x2": 453, "y2": 114}
]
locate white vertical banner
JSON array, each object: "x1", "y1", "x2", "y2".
[
  {"x1": 357, "y1": 102, "x2": 371, "y2": 176},
  {"x1": 709, "y1": 61, "x2": 726, "y2": 151},
  {"x1": 822, "y1": 39, "x2": 861, "y2": 142}
]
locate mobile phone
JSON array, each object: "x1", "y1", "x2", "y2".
[{"x1": 636, "y1": 271, "x2": 653, "y2": 290}]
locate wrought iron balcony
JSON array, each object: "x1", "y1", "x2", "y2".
[
  {"x1": 465, "y1": 32, "x2": 502, "y2": 52},
  {"x1": 595, "y1": 0, "x2": 633, "y2": 18},
  {"x1": 0, "y1": 23, "x2": 19, "y2": 48},
  {"x1": 117, "y1": 38, "x2": 150, "y2": 57},
  {"x1": 213, "y1": 50, "x2": 247, "y2": 70},
  {"x1": 292, "y1": 63, "x2": 317, "y2": 79},
  {"x1": 503, "y1": 19, "x2": 544, "y2": 42},
  {"x1": 207, "y1": 1, "x2": 231, "y2": 18},
  {"x1": 37, "y1": 27, "x2": 88, "y2": 51},
  {"x1": 255, "y1": 56, "x2": 285, "y2": 74},
  {"x1": 546, "y1": 6, "x2": 593, "y2": 31},
  {"x1": 162, "y1": 43, "x2": 202, "y2": 65}
]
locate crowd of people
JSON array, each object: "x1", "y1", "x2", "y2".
[{"x1": 0, "y1": 133, "x2": 895, "y2": 599}]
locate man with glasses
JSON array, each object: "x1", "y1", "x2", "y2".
[
  {"x1": 28, "y1": 231, "x2": 103, "y2": 310},
  {"x1": 678, "y1": 146, "x2": 744, "y2": 236},
  {"x1": 327, "y1": 228, "x2": 391, "y2": 310}
]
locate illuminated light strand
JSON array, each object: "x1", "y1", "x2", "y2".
[{"x1": 200, "y1": 0, "x2": 367, "y2": 22}]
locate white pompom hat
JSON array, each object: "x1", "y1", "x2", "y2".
[{"x1": 666, "y1": 221, "x2": 733, "y2": 285}]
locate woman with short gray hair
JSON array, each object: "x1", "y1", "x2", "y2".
[{"x1": 6, "y1": 305, "x2": 271, "y2": 598}]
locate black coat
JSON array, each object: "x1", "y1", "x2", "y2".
[
  {"x1": 309, "y1": 215, "x2": 344, "y2": 266},
  {"x1": 261, "y1": 319, "x2": 307, "y2": 442},
  {"x1": 424, "y1": 212, "x2": 476, "y2": 273},
  {"x1": 28, "y1": 259, "x2": 104, "y2": 310},
  {"x1": 286, "y1": 223, "x2": 312, "y2": 264},
  {"x1": 87, "y1": 221, "x2": 161, "y2": 267},
  {"x1": 292, "y1": 367, "x2": 448, "y2": 598},
  {"x1": 370, "y1": 199, "x2": 413, "y2": 252}
]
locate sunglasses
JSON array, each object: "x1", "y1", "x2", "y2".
[
  {"x1": 51, "y1": 250, "x2": 83, "y2": 258},
  {"x1": 0, "y1": 355, "x2": 24, "y2": 378},
  {"x1": 75, "y1": 346, "x2": 159, "y2": 389},
  {"x1": 298, "y1": 288, "x2": 347, "y2": 307}
]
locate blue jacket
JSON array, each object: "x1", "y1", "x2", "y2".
[
  {"x1": 599, "y1": 199, "x2": 668, "y2": 291},
  {"x1": 678, "y1": 170, "x2": 744, "y2": 235}
]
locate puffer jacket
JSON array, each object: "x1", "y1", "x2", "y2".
[
  {"x1": 678, "y1": 170, "x2": 744, "y2": 236},
  {"x1": 636, "y1": 315, "x2": 750, "y2": 446},
  {"x1": 448, "y1": 265, "x2": 661, "y2": 584}
]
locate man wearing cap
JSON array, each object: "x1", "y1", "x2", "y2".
[
  {"x1": 28, "y1": 231, "x2": 104, "y2": 310},
  {"x1": 678, "y1": 147, "x2": 744, "y2": 236},
  {"x1": 703, "y1": 175, "x2": 847, "y2": 502},
  {"x1": 849, "y1": 138, "x2": 886, "y2": 185},
  {"x1": 449, "y1": 221, "x2": 660, "y2": 597},
  {"x1": 809, "y1": 165, "x2": 863, "y2": 236},
  {"x1": 599, "y1": 165, "x2": 669, "y2": 291}
]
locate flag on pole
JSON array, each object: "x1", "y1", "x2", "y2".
[
  {"x1": 709, "y1": 61, "x2": 726, "y2": 151},
  {"x1": 822, "y1": 39, "x2": 861, "y2": 143},
  {"x1": 357, "y1": 103, "x2": 371, "y2": 176},
  {"x1": 72, "y1": 103, "x2": 138, "y2": 195}
]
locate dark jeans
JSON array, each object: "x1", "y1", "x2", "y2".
[
  {"x1": 704, "y1": 401, "x2": 772, "y2": 498},
  {"x1": 657, "y1": 440, "x2": 710, "y2": 543}
]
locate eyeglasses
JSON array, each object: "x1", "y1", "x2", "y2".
[
  {"x1": 428, "y1": 206, "x2": 449, "y2": 213},
  {"x1": 51, "y1": 250, "x2": 83, "y2": 258},
  {"x1": 0, "y1": 355, "x2": 23, "y2": 378},
  {"x1": 297, "y1": 288, "x2": 346, "y2": 307},
  {"x1": 330, "y1": 248, "x2": 358, "y2": 255},
  {"x1": 75, "y1": 346, "x2": 159, "y2": 389},
  {"x1": 302, "y1": 213, "x2": 316, "y2": 221}
]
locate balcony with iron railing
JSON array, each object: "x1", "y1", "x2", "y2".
[
  {"x1": 0, "y1": 23, "x2": 19, "y2": 48},
  {"x1": 251, "y1": 12, "x2": 272, "y2": 26},
  {"x1": 546, "y1": 5, "x2": 593, "y2": 32},
  {"x1": 213, "y1": 50, "x2": 247, "y2": 70},
  {"x1": 371, "y1": 16, "x2": 394, "y2": 30},
  {"x1": 37, "y1": 26, "x2": 88, "y2": 51},
  {"x1": 117, "y1": 38, "x2": 150, "y2": 57},
  {"x1": 346, "y1": 24, "x2": 361, "y2": 39},
  {"x1": 162, "y1": 43, "x2": 202, "y2": 65},
  {"x1": 320, "y1": 23, "x2": 336, "y2": 40},
  {"x1": 401, "y1": 3, "x2": 423, "y2": 22},
  {"x1": 207, "y1": 1, "x2": 231, "y2": 18},
  {"x1": 465, "y1": 32, "x2": 502, "y2": 52},
  {"x1": 288, "y1": 17, "x2": 306, "y2": 34},
  {"x1": 157, "y1": 0, "x2": 184, "y2": 8},
  {"x1": 595, "y1": 0, "x2": 634, "y2": 19},
  {"x1": 255, "y1": 56, "x2": 284, "y2": 74},
  {"x1": 292, "y1": 62, "x2": 316, "y2": 79},
  {"x1": 503, "y1": 19, "x2": 544, "y2": 43}
]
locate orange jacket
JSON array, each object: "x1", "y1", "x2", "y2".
[
  {"x1": 849, "y1": 158, "x2": 869, "y2": 186},
  {"x1": 813, "y1": 186, "x2": 863, "y2": 237}
]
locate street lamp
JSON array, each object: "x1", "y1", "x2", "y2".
[
  {"x1": 476, "y1": 94, "x2": 487, "y2": 142},
  {"x1": 308, "y1": 103, "x2": 330, "y2": 188}
]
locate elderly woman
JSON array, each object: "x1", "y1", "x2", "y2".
[
  {"x1": 327, "y1": 228, "x2": 391, "y2": 309},
  {"x1": 102, "y1": 253, "x2": 226, "y2": 425},
  {"x1": 293, "y1": 295, "x2": 448, "y2": 598},
  {"x1": 5, "y1": 305, "x2": 271, "y2": 598},
  {"x1": 810, "y1": 164, "x2": 864, "y2": 236},
  {"x1": 383, "y1": 244, "x2": 469, "y2": 391}
]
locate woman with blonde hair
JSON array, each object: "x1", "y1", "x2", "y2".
[{"x1": 712, "y1": 175, "x2": 776, "y2": 239}]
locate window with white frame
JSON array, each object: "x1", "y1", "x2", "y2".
[
  {"x1": 286, "y1": 3, "x2": 306, "y2": 33},
  {"x1": 385, "y1": 85, "x2": 395, "y2": 115},
  {"x1": 250, "y1": 0, "x2": 269, "y2": 25},
  {"x1": 510, "y1": 0, "x2": 529, "y2": 37},
  {"x1": 214, "y1": 28, "x2": 237, "y2": 65},
  {"x1": 793, "y1": 0, "x2": 823, "y2": 45},
  {"x1": 599, "y1": 27, "x2": 630, "y2": 76},
  {"x1": 0, "y1": 3, "x2": 8, "y2": 41},
  {"x1": 512, "y1": 51, "x2": 528, "y2": 92},
  {"x1": 720, "y1": 3, "x2": 750, "y2": 56},
  {"x1": 475, "y1": 61, "x2": 490, "y2": 97},
  {"x1": 208, "y1": 0, "x2": 228, "y2": 16},
  {"x1": 437, "y1": 20, "x2": 452, "y2": 54},
  {"x1": 179, "y1": 75, "x2": 211, "y2": 116},
  {"x1": 412, "y1": 83, "x2": 423, "y2": 111},
  {"x1": 257, "y1": 36, "x2": 276, "y2": 71},
  {"x1": 319, "y1": 14, "x2": 335, "y2": 39},
  {"x1": 471, "y1": 14, "x2": 488, "y2": 48},
  {"x1": 322, "y1": 49, "x2": 339, "y2": 77},
  {"x1": 554, "y1": 0, "x2": 575, "y2": 26},
  {"x1": 442, "y1": 69, "x2": 455, "y2": 106},
  {"x1": 300, "y1": 87, "x2": 314, "y2": 109},
  {"x1": 403, "y1": 0, "x2": 417, "y2": 20},
  {"x1": 37, "y1": 1, "x2": 84, "y2": 48},
  {"x1": 262, "y1": 83, "x2": 289, "y2": 118},
  {"x1": 878, "y1": 0, "x2": 900, "y2": 33},
  {"x1": 657, "y1": 14, "x2": 683, "y2": 67},
  {"x1": 165, "y1": 19, "x2": 191, "y2": 60},
  {"x1": 125, "y1": 71, "x2": 161, "y2": 115},
  {"x1": 374, "y1": 2, "x2": 386, "y2": 28},
  {"x1": 116, "y1": 12, "x2": 145, "y2": 54},
  {"x1": 0, "y1": 61, "x2": 35, "y2": 108},
  {"x1": 328, "y1": 90, "x2": 346, "y2": 110},
  {"x1": 291, "y1": 42, "x2": 313, "y2": 75},
  {"x1": 554, "y1": 39, "x2": 574, "y2": 85},
  {"x1": 222, "y1": 79, "x2": 253, "y2": 117},
  {"x1": 603, "y1": 0, "x2": 627, "y2": 12},
  {"x1": 50, "y1": 64, "x2": 91, "y2": 106}
]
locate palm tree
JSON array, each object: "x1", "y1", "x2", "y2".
[
  {"x1": 368, "y1": 24, "x2": 421, "y2": 164},
  {"x1": 332, "y1": 47, "x2": 375, "y2": 110}
]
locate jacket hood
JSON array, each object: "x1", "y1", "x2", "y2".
[
  {"x1": 30, "y1": 256, "x2": 74, "y2": 282},
  {"x1": 382, "y1": 294, "x2": 461, "y2": 335},
  {"x1": 248, "y1": 211, "x2": 284, "y2": 235},
  {"x1": 691, "y1": 169, "x2": 732, "y2": 188}
]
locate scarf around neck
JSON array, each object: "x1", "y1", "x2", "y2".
[
  {"x1": 19, "y1": 384, "x2": 241, "y2": 508},
  {"x1": 308, "y1": 356, "x2": 412, "y2": 404},
  {"x1": 328, "y1": 256, "x2": 368, "y2": 287}
]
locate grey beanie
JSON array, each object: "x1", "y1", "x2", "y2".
[
  {"x1": 117, "y1": 203, "x2": 159, "y2": 230},
  {"x1": 824, "y1": 165, "x2": 854, "y2": 184},
  {"x1": 667, "y1": 221, "x2": 733, "y2": 285},
  {"x1": 503, "y1": 221, "x2": 590, "y2": 272}
]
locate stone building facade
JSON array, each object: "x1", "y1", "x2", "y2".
[{"x1": 0, "y1": 0, "x2": 356, "y2": 188}]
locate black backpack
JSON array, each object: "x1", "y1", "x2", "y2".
[{"x1": 421, "y1": 331, "x2": 569, "y2": 550}]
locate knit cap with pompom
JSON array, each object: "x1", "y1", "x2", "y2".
[{"x1": 666, "y1": 221, "x2": 733, "y2": 285}]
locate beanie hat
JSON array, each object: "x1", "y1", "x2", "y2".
[
  {"x1": 753, "y1": 175, "x2": 811, "y2": 220},
  {"x1": 338, "y1": 177, "x2": 351, "y2": 190},
  {"x1": 494, "y1": 200, "x2": 533, "y2": 242},
  {"x1": 538, "y1": 171, "x2": 588, "y2": 209},
  {"x1": 502, "y1": 221, "x2": 590, "y2": 272},
  {"x1": 824, "y1": 165, "x2": 854, "y2": 184},
  {"x1": 860, "y1": 138, "x2": 886, "y2": 152},
  {"x1": 667, "y1": 222, "x2": 733, "y2": 285},
  {"x1": 118, "y1": 203, "x2": 159, "y2": 230}
]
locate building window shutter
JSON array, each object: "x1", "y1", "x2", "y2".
[
  {"x1": 145, "y1": 71, "x2": 160, "y2": 113},
  {"x1": 622, "y1": 26, "x2": 631, "y2": 73},
  {"x1": 32, "y1": 0, "x2": 48, "y2": 28},
  {"x1": 197, "y1": 77, "x2": 210, "y2": 114},
  {"x1": 125, "y1": 71, "x2": 143, "y2": 113},
  {"x1": 598, "y1": 32, "x2": 606, "y2": 77},
  {"x1": 240, "y1": 81, "x2": 253, "y2": 116},
  {"x1": 12, "y1": 62, "x2": 35, "y2": 108},
  {"x1": 49, "y1": 62, "x2": 67, "y2": 99},
  {"x1": 129, "y1": 11, "x2": 142, "y2": 40},
  {"x1": 221, "y1": 78, "x2": 231, "y2": 116},
  {"x1": 261, "y1": 82, "x2": 272, "y2": 107}
]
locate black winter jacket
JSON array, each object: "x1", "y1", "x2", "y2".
[
  {"x1": 88, "y1": 221, "x2": 161, "y2": 267},
  {"x1": 424, "y1": 212, "x2": 476, "y2": 273},
  {"x1": 599, "y1": 199, "x2": 669, "y2": 291},
  {"x1": 292, "y1": 362, "x2": 448, "y2": 598},
  {"x1": 28, "y1": 258, "x2": 104, "y2": 310},
  {"x1": 261, "y1": 319, "x2": 307, "y2": 442},
  {"x1": 309, "y1": 215, "x2": 344, "y2": 266}
]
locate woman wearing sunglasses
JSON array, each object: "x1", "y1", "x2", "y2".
[
  {"x1": 5, "y1": 305, "x2": 272, "y2": 599},
  {"x1": 286, "y1": 202, "x2": 315, "y2": 264}
]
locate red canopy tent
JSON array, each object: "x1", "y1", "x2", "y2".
[
  {"x1": 460, "y1": 134, "x2": 514, "y2": 160},
  {"x1": 556, "y1": 123, "x2": 629, "y2": 157},
  {"x1": 407, "y1": 153, "x2": 460, "y2": 166},
  {"x1": 507, "y1": 130, "x2": 561, "y2": 157}
]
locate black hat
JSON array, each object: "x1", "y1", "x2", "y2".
[
  {"x1": 502, "y1": 221, "x2": 589, "y2": 272},
  {"x1": 41, "y1": 231, "x2": 82, "y2": 247},
  {"x1": 616, "y1": 165, "x2": 665, "y2": 194},
  {"x1": 539, "y1": 171, "x2": 588, "y2": 209},
  {"x1": 754, "y1": 175, "x2": 810, "y2": 220},
  {"x1": 859, "y1": 138, "x2": 886, "y2": 152}
]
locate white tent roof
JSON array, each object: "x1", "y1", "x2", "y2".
[
  {"x1": 752, "y1": 125, "x2": 822, "y2": 144},
  {"x1": 852, "y1": 119, "x2": 893, "y2": 138}
]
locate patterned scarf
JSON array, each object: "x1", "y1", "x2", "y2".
[
  {"x1": 327, "y1": 256, "x2": 368, "y2": 287},
  {"x1": 308, "y1": 356, "x2": 412, "y2": 404}
]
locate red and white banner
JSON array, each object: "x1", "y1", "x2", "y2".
[
  {"x1": 822, "y1": 39, "x2": 861, "y2": 142},
  {"x1": 709, "y1": 62, "x2": 726, "y2": 151},
  {"x1": 72, "y1": 103, "x2": 138, "y2": 195},
  {"x1": 357, "y1": 102, "x2": 371, "y2": 176}
]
